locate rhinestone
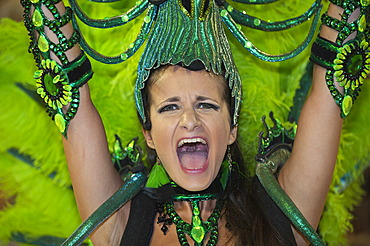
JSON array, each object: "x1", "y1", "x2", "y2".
[
  {"x1": 361, "y1": 0, "x2": 370, "y2": 6},
  {"x1": 38, "y1": 35, "x2": 49, "y2": 52},
  {"x1": 54, "y1": 113, "x2": 66, "y2": 133},
  {"x1": 121, "y1": 52, "x2": 128, "y2": 61},
  {"x1": 342, "y1": 95, "x2": 353, "y2": 116},
  {"x1": 32, "y1": 9, "x2": 43, "y2": 27},
  {"x1": 121, "y1": 14, "x2": 129, "y2": 22},
  {"x1": 191, "y1": 226, "x2": 205, "y2": 243},
  {"x1": 254, "y1": 18, "x2": 261, "y2": 26},
  {"x1": 358, "y1": 14, "x2": 366, "y2": 32},
  {"x1": 144, "y1": 16, "x2": 151, "y2": 23},
  {"x1": 227, "y1": 5, "x2": 233, "y2": 12}
]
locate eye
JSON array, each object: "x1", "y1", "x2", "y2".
[
  {"x1": 158, "y1": 104, "x2": 179, "y2": 113},
  {"x1": 197, "y1": 102, "x2": 220, "y2": 111}
]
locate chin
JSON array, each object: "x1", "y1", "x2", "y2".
[{"x1": 176, "y1": 175, "x2": 214, "y2": 192}]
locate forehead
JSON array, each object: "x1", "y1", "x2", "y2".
[{"x1": 149, "y1": 66, "x2": 226, "y2": 100}]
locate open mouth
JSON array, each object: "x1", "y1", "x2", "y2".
[{"x1": 177, "y1": 138, "x2": 209, "y2": 171}]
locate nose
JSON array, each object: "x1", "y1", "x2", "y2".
[{"x1": 179, "y1": 108, "x2": 201, "y2": 131}]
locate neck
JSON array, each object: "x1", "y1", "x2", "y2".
[{"x1": 174, "y1": 199, "x2": 217, "y2": 223}]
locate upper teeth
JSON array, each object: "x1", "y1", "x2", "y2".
[{"x1": 178, "y1": 138, "x2": 207, "y2": 147}]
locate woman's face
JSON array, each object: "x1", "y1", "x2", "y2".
[{"x1": 143, "y1": 66, "x2": 237, "y2": 191}]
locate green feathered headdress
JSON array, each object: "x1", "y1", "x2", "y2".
[{"x1": 135, "y1": 0, "x2": 242, "y2": 125}]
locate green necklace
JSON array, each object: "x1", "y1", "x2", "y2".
[{"x1": 160, "y1": 196, "x2": 225, "y2": 246}]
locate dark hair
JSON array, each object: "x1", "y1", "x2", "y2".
[{"x1": 138, "y1": 65, "x2": 286, "y2": 245}]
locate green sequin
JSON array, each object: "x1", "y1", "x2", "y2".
[
  {"x1": 54, "y1": 113, "x2": 66, "y2": 133},
  {"x1": 38, "y1": 35, "x2": 49, "y2": 52},
  {"x1": 361, "y1": 0, "x2": 370, "y2": 6},
  {"x1": 120, "y1": 52, "x2": 128, "y2": 61},
  {"x1": 30, "y1": 0, "x2": 39, "y2": 4},
  {"x1": 254, "y1": 18, "x2": 261, "y2": 26},
  {"x1": 220, "y1": 9, "x2": 227, "y2": 17},
  {"x1": 121, "y1": 14, "x2": 129, "y2": 22},
  {"x1": 32, "y1": 9, "x2": 43, "y2": 27},
  {"x1": 342, "y1": 95, "x2": 353, "y2": 116},
  {"x1": 245, "y1": 41, "x2": 252, "y2": 48},
  {"x1": 227, "y1": 5, "x2": 233, "y2": 12},
  {"x1": 144, "y1": 16, "x2": 151, "y2": 23},
  {"x1": 358, "y1": 15, "x2": 366, "y2": 33}
]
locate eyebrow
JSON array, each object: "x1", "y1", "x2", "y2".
[{"x1": 160, "y1": 96, "x2": 180, "y2": 104}]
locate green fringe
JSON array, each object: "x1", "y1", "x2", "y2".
[{"x1": 1, "y1": 0, "x2": 370, "y2": 245}]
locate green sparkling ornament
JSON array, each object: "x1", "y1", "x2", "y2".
[
  {"x1": 245, "y1": 41, "x2": 252, "y2": 48},
  {"x1": 30, "y1": 0, "x2": 39, "y2": 3},
  {"x1": 361, "y1": 0, "x2": 370, "y2": 6},
  {"x1": 191, "y1": 226, "x2": 205, "y2": 243},
  {"x1": 121, "y1": 53, "x2": 128, "y2": 61},
  {"x1": 44, "y1": 73, "x2": 59, "y2": 96},
  {"x1": 38, "y1": 35, "x2": 49, "y2": 52},
  {"x1": 227, "y1": 5, "x2": 233, "y2": 12},
  {"x1": 254, "y1": 18, "x2": 261, "y2": 26},
  {"x1": 54, "y1": 113, "x2": 66, "y2": 133},
  {"x1": 144, "y1": 16, "x2": 151, "y2": 23},
  {"x1": 32, "y1": 9, "x2": 43, "y2": 27},
  {"x1": 220, "y1": 9, "x2": 227, "y2": 17},
  {"x1": 358, "y1": 15, "x2": 366, "y2": 33},
  {"x1": 342, "y1": 95, "x2": 353, "y2": 116},
  {"x1": 347, "y1": 54, "x2": 363, "y2": 75},
  {"x1": 121, "y1": 14, "x2": 129, "y2": 22}
]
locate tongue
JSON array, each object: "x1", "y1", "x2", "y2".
[{"x1": 178, "y1": 144, "x2": 208, "y2": 170}]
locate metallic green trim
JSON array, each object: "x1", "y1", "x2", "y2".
[{"x1": 61, "y1": 172, "x2": 147, "y2": 246}]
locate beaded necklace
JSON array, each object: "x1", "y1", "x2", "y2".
[{"x1": 157, "y1": 192, "x2": 225, "y2": 246}]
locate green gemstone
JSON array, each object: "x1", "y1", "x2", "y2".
[
  {"x1": 30, "y1": 0, "x2": 39, "y2": 3},
  {"x1": 359, "y1": 15, "x2": 366, "y2": 32},
  {"x1": 129, "y1": 43, "x2": 135, "y2": 49},
  {"x1": 347, "y1": 54, "x2": 363, "y2": 75},
  {"x1": 227, "y1": 5, "x2": 233, "y2": 12},
  {"x1": 193, "y1": 216, "x2": 201, "y2": 226},
  {"x1": 121, "y1": 14, "x2": 129, "y2": 22},
  {"x1": 32, "y1": 9, "x2": 43, "y2": 27},
  {"x1": 254, "y1": 18, "x2": 261, "y2": 26},
  {"x1": 220, "y1": 10, "x2": 227, "y2": 17},
  {"x1": 361, "y1": 0, "x2": 370, "y2": 6},
  {"x1": 245, "y1": 41, "x2": 252, "y2": 48},
  {"x1": 44, "y1": 74, "x2": 59, "y2": 96},
  {"x1": 191, "y1": 226, "x2": 205, "y2": 243},
  {"x1": 144, "y1": 16, "x2": 151, "y2": 23},
  {"x1": 121, "y1": 52, "x2": 128, "y2": 61},
  {"x1": 54, "y1": 113, "x2": 66, "y2": 133},
  {"x1": 38, "y1": 35, "x2": 49, "y2": 52},
  {"x1": 342, "y1": 95, "x2": 353, "y2": 116}
]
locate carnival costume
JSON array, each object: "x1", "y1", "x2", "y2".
[{"x1": 0, "y1": 0, "x2": 370, "y2": 245}]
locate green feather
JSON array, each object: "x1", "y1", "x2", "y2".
[{"x1": 145, "y1": 164, "x2": 171, "y2": 188}]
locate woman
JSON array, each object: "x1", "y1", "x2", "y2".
[{"x1": 20, "y1": 0, "x2": 368, "y2": 245}]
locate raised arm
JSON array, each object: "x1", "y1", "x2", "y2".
[
  {"x1": 278, "y1": 2, "x2": 365, "y2": 244},
  {"x1": 22, "y1": 1, "x2": 127, "y2": 244}
]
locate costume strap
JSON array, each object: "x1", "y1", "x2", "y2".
[
  {"x1": 256, "y1": 113, "x2": 325, "y2": 245},
  {"x1": 310, "y1": 0, "x2": 370, "y2": 118},
  {"x1": 21, "y1": 0, "x2": 93, "y2": 137}
]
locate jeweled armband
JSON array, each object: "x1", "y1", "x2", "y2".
[
  {"x1": 310, "y1": 0, "x2": 370, "y2": 117},
  {"x1": 21, "y1": 0, "x2": 93, "y2": 136}
]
